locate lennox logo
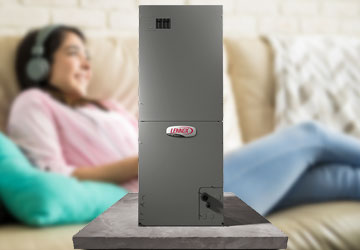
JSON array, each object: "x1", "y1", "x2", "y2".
[{"x1": 166, "y1": 126, "x2": 196, "y2": 138}]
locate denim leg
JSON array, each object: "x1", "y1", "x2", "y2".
[
  {"x1": 224, "y1": 121, "x2": 360, "y2": 216},
  {"x1": 315, "y1": 124, "x2": 360, "y2": 166},
  {"x1": 273, "y1": 163, "x2": 360, "y2": 212}
]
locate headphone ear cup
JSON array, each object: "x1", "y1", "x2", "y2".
[{"x1": 26, "y1": 57, "x2": 50, "y2": 82}]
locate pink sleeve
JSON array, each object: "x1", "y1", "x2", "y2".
[
  {"x1": 7, "y1": 91, "x2": 75, "y2": 176},
  {"x1": 101, "y1": 99, "x2": 138, "y2": 131}
]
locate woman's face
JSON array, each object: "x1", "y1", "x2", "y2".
[{"x1": 48, "y1": 32, "x2": 91, "y2": 99}]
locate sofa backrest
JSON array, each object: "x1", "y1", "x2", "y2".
[
  {"x1": 225, "y1": 37, "x2": 276, "y2": 143},
  {"x1": 0, "y1": 36, "x2": 20, "y2": 134}
]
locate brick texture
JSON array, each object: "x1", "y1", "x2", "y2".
[{"x1": 0, "y1": 0, "x2": 359, "y2": 37}]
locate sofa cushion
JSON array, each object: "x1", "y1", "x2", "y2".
[
  {"x1": 0, "y1": 131, "x2": 128, "y2": 226},
  {"x1": 267, "y1": 36, "x2": 360, "y2": 138},
  {"x1": 267, "y1": 201, "x2": 360, "y2": 250},
  {"x1": 224, "y1": 37, "x2": 275, "y2": 143},
  {"x1": 0, "y1": 224, "x2": 84, "y2": 250}
]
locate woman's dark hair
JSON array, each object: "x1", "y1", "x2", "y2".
[{"x1": 15, "y1": 25, "x2": 86, "y2": 91}]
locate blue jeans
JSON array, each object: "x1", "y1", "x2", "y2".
[{"x1": 224, "y1": 121, "x2": 360, "y2": 216}]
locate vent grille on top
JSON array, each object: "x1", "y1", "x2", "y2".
[{"x1": 156, "y1": 18, "x2": 171, "y2": 29}]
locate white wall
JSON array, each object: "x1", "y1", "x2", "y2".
[{"x1": 0, "y1": 0, "x2": 359, "y2": 37}]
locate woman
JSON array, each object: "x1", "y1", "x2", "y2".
[
  {"x1": 8, "y1": 24, "x2": 139, "y2": 192},
  {"x1": 8, "y1": 24, "x2": 360, "y2": 216}
]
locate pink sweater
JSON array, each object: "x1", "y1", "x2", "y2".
[{"x1": 7, "y1": 88, "x2": 139, "y2": 192}]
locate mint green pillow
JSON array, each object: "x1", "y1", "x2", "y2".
[{"x1": 0, "y1": 132, "x2": 128, "y2": 226}]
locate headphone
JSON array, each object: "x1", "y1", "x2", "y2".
[{"x1": 26, "y1": 24, "x2": 61, "y2": 82}]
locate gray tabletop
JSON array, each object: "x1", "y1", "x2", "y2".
[{"x1": 73, "y1": 192, "x2": 287, "y2": 249}]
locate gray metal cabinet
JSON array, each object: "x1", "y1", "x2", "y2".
[
  {"x1": 138, "y1": 121, "x2": 223, "y2": 225},
  {"x1": 139, "y1": 5, "x2": 224, "y2": 226},
  {"x1": 139, "y1": 5, "x2": 223, "y2": 122}
]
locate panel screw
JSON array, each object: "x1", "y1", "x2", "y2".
[{"x1": 201, "y1": 193, "x2": 209, "y2": 202}]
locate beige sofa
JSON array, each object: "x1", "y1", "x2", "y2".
[{"x1": 0, "y1": 35, "x2": 360, "y2": 250}]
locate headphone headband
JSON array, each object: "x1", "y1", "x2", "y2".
[{"x1": 31, "y1": 24, "x2": 61, "y2": 56}]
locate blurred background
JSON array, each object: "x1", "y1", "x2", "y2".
[
  {"x1": 0, "y1": 0, "x2": 359, "y2": 37},
  {"x1": 0, "y1": 1, "x2": 360, "y2": 250}
]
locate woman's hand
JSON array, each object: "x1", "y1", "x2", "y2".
[{"x1": 72, "y1": 155, "x2": 138, "y2": 184}]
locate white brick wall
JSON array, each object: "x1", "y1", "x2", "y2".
[
  {"x1": 22, "y1": 0, "x2": 78, "y2": 7},
  {"x1": 281, "y1": 1, "x2": 318, "y2": 16},
  {"x1": 259, "y1": 16, "x2": 298, "y2": 34},
  {"x1": 301, "y1": 18, "x2": 340, "y2": 34},
  {"x1": 235, "y1": 0, "x2": 278, "y2": 16},
  {"x1": 0, "y1": 7, "x2": 49, "y2": 27},
  {"x1": 322, "y1": 1, "x2": 360, "y2": 18},
  {"x1": 0, "y1": 0, "x2": 359, "y2": 37},
  {"x1": 52, "y1": 9, "x2": 106, "y2": 28}
]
